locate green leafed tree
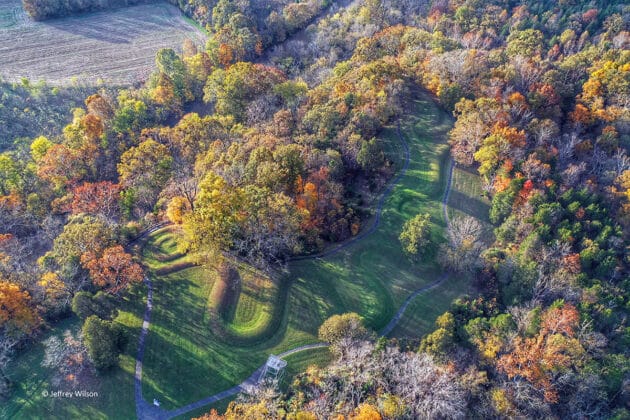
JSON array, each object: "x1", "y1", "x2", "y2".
[
  {"x1": 82, "y1": 315, "x2": 122, "y2": 370},
  {"x1": 155, "y1": 48, "x2": 193, "y2": 102},
  {"x1": 357, "y1": 137, "x2": 385, "y2": 172},
  {"x1": 399, "y1": 213, "x2": 432, "y2": 258},
  {"x1": 117, "y1": 139, "x2": 173, "y2": 213}
]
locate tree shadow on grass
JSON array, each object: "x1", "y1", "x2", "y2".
[
  {"x1": 447, "y1": 189, "x2": 491, "y2": 221},
  {"x1": 217, "y1": 276, "x2": 292, "y2": 348},
  {"x1": 219, "y1": 274, "x2": 242, "y2": 324},
  {"x1": 140, "y1": 330, "x2": 246, "y2": 410},
  {"x1": 154, "y1": 261, "x2": 197, "y2": 276}
]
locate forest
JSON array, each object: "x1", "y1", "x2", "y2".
[{"x1": 1, "y1": 0, "x2": 629, "y2": 418}]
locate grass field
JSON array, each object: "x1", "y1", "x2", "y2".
[
  {"x1": 0, "y1": 1, "x2": 206, "y2": 85},
  {"x1": 447, "y1": 164, "x2": 495, "y2": 242},
  {"x1": 2, "y1": 285, "x2": 147, "y2": 419},
  {"x1": 447, "y1": 165, "x2": 491, "y2": 223},
  {"x1": 170, "y1": 347, "x2": 333, "y2": 420},
  {"x1": 137, "y1": 92, "x2": 473, "y2": 414}
]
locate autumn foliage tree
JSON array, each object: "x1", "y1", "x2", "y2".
[
  {"x1": 318, "y1": 312, "x2": 369, "y2": 348},
  {"x1": 117, "y1": 139, "x2": 173, "y2": 214},
  {"x1": 0, "y1": 280, "x2": 40, "y2": 396},
  {"x1": 42, "y1": 214, "x2": 115, "y2": 292},
  {"x1": 204, "y1": 62, "x2": 286, "y2": 122},
  {"x1": 70, "y1": 181, "x2": 121, "y2": 219},
  {"x1": 37, "y1": 144, "x2": 87, "y2": 190},
  {"x1": 399, "y1": 213, "x2": 432, "y2": 258},
  {"x1": 498, "y1": 303, "x2": 584, "y2": 403},
  {"x1": 0, "y1": 280, "x2": 39, "y2": 337},
  {"x1": 81, "y1": 245, "x2": 143, "y2": 294}
]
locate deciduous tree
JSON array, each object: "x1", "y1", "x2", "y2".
[
  {"x1": 318, "y1": 312, "x2": 369, "y2": 348},
  {"x1": 82, "y1": 315, "x2": 122, "y2": 370},
  {"x1": 69, "y1": 181, "x2": 121, "y2": 219},
  {"x1": 81, "y1": 245, "x2": 143, "y2": 294},
  {"x1": 498, "y1": 303, "x2": 585, "y2": 403},
  {"x1": 399, "y1": 213, "x2": 432, "y2": 258},
  {"x1": 117, "y1": 139, "x2": 173, "y2": 213}
]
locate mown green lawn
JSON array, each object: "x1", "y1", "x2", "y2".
[
  {"x1": 171, "y1": 347, "x2": 333, "y2": 420},
  {"x1": 3, "y1": 285, "x2": 146, "y2": 420},
  {"x1": 140, "y1": 228, "x2": 289, "y2": 410},
  {"x1": 448, "y1": 165, "x2": 491, "y2": 223},
  {"x1": 388, "y1": 275, "x2": 470, "y2": 338},
  {"x1": 447, "y1": 164, "x2": 495, "y2": 243}
]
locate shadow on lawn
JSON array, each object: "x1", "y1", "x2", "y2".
[
  {"x1": 155, "y1": 261, "x2": 197, "y2": 276},
  {"x1": 140, "y1": 331, "x2": 225, "y2": 409},
  {"x1": 219, "y1": 277, "x2": 292, "y2": 347},
  {"x1": 447, "y1": 189, "x2": 491, "y2": 220}
]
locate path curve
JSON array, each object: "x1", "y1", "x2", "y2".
[{"x1": 134, "y1": 122, "x2": 456, "y2": 420}]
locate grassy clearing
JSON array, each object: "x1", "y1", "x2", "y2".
[
  {"x1": 3, "y1": 284, "x2": 146, "y2": 419},
  {"x1": 448, "y1": 165, "x2": 495, "y2": 242},
  {"x1": 388, "y1": 275, "x2": 471, "y2": 338},
  {"x1": 278, "y1": 347, "x2": 333, "y2": 391},
  {"x1": 221, "y1": 267, "x2": 280, "y2": 341},
  {"x1": 0, "y1": 1, "x2": 206, "y2": 85},
  {"x1": 140, "y1": 228, "x2": 287, "y2": 410},
  {"x1": 448, "y1": 165, "x2": 490, "y2": 223},
  {"x1": 138, "y1": 93, "x2": 471, "y2": 413},
  {"x1": 171, "y1": 347, "x2": 333, "y2": 420}
]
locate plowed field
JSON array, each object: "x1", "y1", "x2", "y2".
[{"x1": 0, "y1": 1, "x2": 206, "y2": 85}]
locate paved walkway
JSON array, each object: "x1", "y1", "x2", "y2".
[{"x1": 134, "y1": 122, "x2": 456, "y2": 420}]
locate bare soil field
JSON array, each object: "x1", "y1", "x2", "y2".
[{"x1": 0, "y1": 0, "x2": 206, "y2": 85}]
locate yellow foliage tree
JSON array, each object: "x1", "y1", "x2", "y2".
[
  {"x1": 166, "y1": 196, "x2": 190, "y2": 225},
  {"x1": 0, "y1": 280, "x2": 40, "y2": 336},
  {"x1": 350, "y1": 404, "x2": 382, "y2": 420}
]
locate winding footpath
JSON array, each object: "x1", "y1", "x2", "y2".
[
  {"x1": 134, "y1": 121, "x2": 456, "y2": 420},
  {"x1": 380, "y1": 157, "x2": 454, "y2": 336},
  {"x1": 290, "y1": 121, "x2": 410, "y2": 261}
]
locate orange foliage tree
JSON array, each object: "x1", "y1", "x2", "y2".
[
  {"x1": 81, "y1": 245, "x2": 143, "y2": 294},
  {"x1": 0, "y1": 280, "x2": 40, "y2": 336},
  {"x1": 218, "y1": 43, "x2": 234, "y2": 67},
  {"x1": 37, "y1": 144, "x2": 86, "y2": 189},
  {"x1": 498, "y1": 304, "x2": 584, "y2": 403},
  {"x1": 70, "y1": 181, "x2": 121, "y2": 219}
]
